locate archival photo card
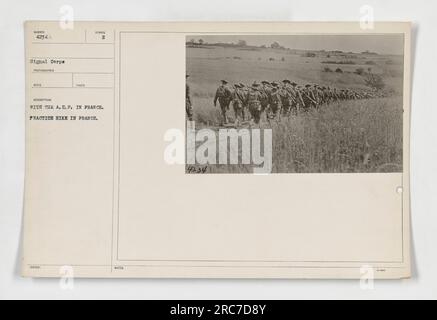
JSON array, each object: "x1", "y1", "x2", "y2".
[{"x1": 22, "y1": 22, "x2": 411, "y2": 279}]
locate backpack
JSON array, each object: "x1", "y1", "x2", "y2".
[{"x1": 216, "y1": 85, "x2": 231, "y2": 99}]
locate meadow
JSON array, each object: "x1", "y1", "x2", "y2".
[{"x1": 186, "y1": 45, "x2": 404, "y2": 173}]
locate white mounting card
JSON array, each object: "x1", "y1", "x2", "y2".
[{"x1": 22, "y1": 21, "x2": 411, "y2": 279}]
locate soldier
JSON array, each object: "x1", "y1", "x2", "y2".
[
  {"x1": 311, "y1": 85, "x2": 319, "y2": 107},
  {"x1": 214, "y1": 80, "x2": 233, "y2": 124},
  {"x1": 332, "y1": 88, "x2": 340, "y2": 102},
  {"x1": 245, "y1": 81, "x2": 263, "y2": 125},
  {"x1": 268, "y1": 82, "x2": 282, "y2": 121},
  {"x1": 239, "y1": 83, "x2": 249, "y2": 121},
  {"x1": 296, "y1": 85, "x2": 305, "y2": 110},
  {"x1": 316, "y1": 85, "x2": 324, "y2": 107},
  {"x1": 301, "y1": 84, "x2": 317, "y2": 111},
  {"x1": 311, "y1": 84, "x2": 321, "y2": 109},
  {"x1": 289, "y1": 82, "x2": 304, "y2": 115},
  {"x1": 295, "y1": 83, "x2": 306, "y2": 113},
  {"x1": 231, "y1": 83, "x2": 245, "y2": 125},
  {"x1": 186, "y1": 74, "x2": 193, "y2": 121},
  {"x1": 280, "y1": 80, "x2": 293, "y2": 116},
  {"x1": 260, "y1": 80, "x2": 271, "y2": 120},
  {"x1": 320, "y1": 86, "x2": 328, "y2": 105},
  {"x1": 326, "y1": 86, "x2": 334, "y2": 104},
  {"x1": 340, "y1": 89, "x2": 347, "y2": 100}
]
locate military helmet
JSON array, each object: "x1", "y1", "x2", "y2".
[
  {"x1": 261, "y1": 80, "x2": 270, "y2": 85},
  {"x1": 291, "y1": 82, "x2": 298, "y2": 86},
  {"x1": 282, "y1": 79, "x2": 291, "y2": 84},
  {"x1": 252, "y1": 81, "x2": 260, "y2": 87},
  {"x1": 220, "y1": 80, "x2": 228, "y2": 84},
  {"x1": 239, "y1": 82, "x2": 245, "y2": 87}
]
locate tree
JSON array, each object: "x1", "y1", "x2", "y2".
[
  {"x1": 237, "y1": 40, "x2": 247, "y2": 47},
  {"x1": 198, "y1": 39, "x2": 204, "y2": 45},
  {"x1": 271, "y1": 41, "x2": 280, "y2": 49}
]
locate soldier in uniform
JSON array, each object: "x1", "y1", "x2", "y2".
[
  {"x1": 290, "y1": 81, "x2": 304, "y2": 115},
  {"x1": 214, "y1": 80, "x2": 233, "y2": 124},
  {"x1": 311, "y1": 84, "x2": 323, "y2": 109},
  {"x1": 301, "y1": 84, "x2": 317, "y2": 111},
  {"x1": 315, "y1": 85, "x2": 324, "y2": 108},
  {"x1": 260, "y1": 80, "x2": 271, "y2": 120},
  {"x1": 280, "y1": 80, "x2": 293, "y2": 117},
  {"x1": 239, "y1": 83, "x2": 249, "y2": 121},
  {"x1": 268, "y1": 82, "x2": 282, "y2": 121},
  {"x1": 186, "y1": 74, "x2": 193, "y2": 121},
  {"x1": 332, "y1": 88, "x2": 340, "y2": 102},
  {"x1": 231, "y1": 83, "x2": 246, "y2": 125},
  {"x1": 245, "y1": 81, "x2": 263, "y2": 125},
  {"x1": 342, "y1": 89, "x2": 347, "y2": 100}
]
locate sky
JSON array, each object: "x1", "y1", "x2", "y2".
[{"x1": 189, "y1": 34, "x2": 404, "y2": 55}]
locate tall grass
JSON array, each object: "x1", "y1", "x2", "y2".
[{"x1": 189, "y1": 97, "x2": 403, "y2": 173}]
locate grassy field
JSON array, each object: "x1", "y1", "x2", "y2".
[{"x1": 186, "y1": 45, "x2": 403, "y2": 173}]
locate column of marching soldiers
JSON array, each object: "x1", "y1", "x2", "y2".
[{"x1": 186, "y1": 76, "x2": 382, "y2": 126}]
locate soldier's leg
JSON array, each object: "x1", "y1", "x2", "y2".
[
  {"x1": 238, "y1": 103, "x2": 244, "y2": 122},
  {"x1": 233, "y1": 104, "x2": 238, "y2": 124},
  {"x1": 247, "y1": 104, "x2": 253, "y2": 121},
  {"x1": 294, "y1": 104, "x2": 298, "y2": 116},
  {"x1": 261, "y1": 103, "x2": 268, "y2": 122},
  {"x1": 255, "y1": 103, "x2": 263, "y2": 124},
  {"x1": 249, "y1": 105, "x2": 255, "y2": 121},
  {"x1": 282, "y1": 104, "x2": 289, "y2": 116},
  {"x1": 221, "y1": 105, "x2": 228, "y2": 124},
  {"x1": 253, "y1": 110, "x2": 259, "y2": 124},
  {"x1": 233, "y1": 102, "x2": 241, "y2": 125},
  {"x1": 249, "y1": 105, "x2": 257, "y2": 124},
  {"x1": 225, "y1": 101, "x2": 231, "y2": 123},
  {"x1": 272, "y1": 104, "x2": 280, "y2": 121},
  {"x1": 263, "y1": 104, "x2": 268, "y2": 119}
]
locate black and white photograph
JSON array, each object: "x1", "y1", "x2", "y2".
[{"x1": 186, "y1": 34, "x2": 404, "y2": 174}]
